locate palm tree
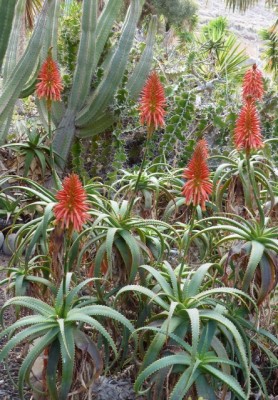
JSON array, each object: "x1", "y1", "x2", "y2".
[
  {"x1": 224, "y1": 0, "x2": 277, "y2": 77},
  {"x1": 25, "y1": 0, "x2": 42, "y2": 29},
  {"x1": 224, "y1": 0, "x2": 276, "y2": 11},
  {"x1": 260, "y1": 19, "x2": 278, "y2": 78}
]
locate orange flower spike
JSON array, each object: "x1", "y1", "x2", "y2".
[
  {"x1": 139, "y1": 71, "x2": 166, "y2": 137},
  {"x1": 53, "y1": 174, "x2": 90, "y2": 233},
  {"x1": 242, "y1": 64, "x2": 264, "y2": 101},
  {"x1": 36, "y1": 49, "x2": 63, "y2": 109},
  {"x1": 234, "y1": 99, "x2": 264, "y2": 152},
  {"x1": 182, "y1": 140, "x2": 213, "y2": 210}
]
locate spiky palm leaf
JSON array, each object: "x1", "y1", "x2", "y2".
[
  {"x1": 225, "y1": 0, "x2": 276, "y2": 11},
  {"x1": 260, "y1": 19, "x2": 278, "y2": 78},
  {"x1": 25, "y1": 0, "x2": 42, "y2": 29}
]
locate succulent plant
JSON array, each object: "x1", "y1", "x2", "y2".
[
  {"x1": 0, "y1": 0, "x2": 17, "y2": 70},
  {"x1": 0, "y1": 0, "x2": 157, "y2": 171}
]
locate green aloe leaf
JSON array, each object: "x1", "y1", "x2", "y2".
[
  {"x1": 170, "y1": 362, "x2": 201, "y2": 400},
  {"x1": 18, "y1": 327, "x2": 60, "y2": 398},
  {"x1": 195, "y1": 374, "x2": 217, "y2": 399},
  {"x1": 64, "y1": 277, "x2": 99, "y2": 314},
  {"x1": 119, "y1": 230, "x2": 141, "y2": 282},
  {"x1": 117, "y1": 285, "x2": 170, "y2": 310},
  {"x1": 140, "y1": 265, "x2": 173, "y2": 296},
  {"x1": 59, "y1": 327, "x2": 75, "y2": 400},
  {"x1": 68, "y1": 305, "x2": 135, "y2": 335},
  {"x1": 0, "y1": 297, "x2": 54, "y2": 321},
  {"x1": 135, "y1": 354, "x2": 191, "y2": 393},
  {"x1": 242, "y1": 240, "x2": 265, "y2": 291},
  {"x1": 46, "y1": 339, "x2": 60, "y2": 400},
  {"x1": 106, "y1": 227, "x2": 119, "y2": 275},
  {"x1": 74, "y1": 329, "x2": 103, "y2": 379},
  {"x1": 257, "y1": 253, "x2": 276, "y2": 305},
  {"x1": 140, "y1": 318, "x2": 182, "y2": 371},
  {"x1": 187, "y1": 263, "x2": 216, "y2": 297},
  {"x1": 66, "y1": 313, "x2": 117, "y2": 356},
  {"x1": 202, "y1": 364, "x2": 246, "y2": 399},
  {"x1": 186, "y1": 308, "x2": 200, "y2": 360},
  {"x1": 199, "y1": 310, "x2": 250, "y2": 396},
  {"x1": 55, "y1": 273, "x2": 73, "y2": 315}
]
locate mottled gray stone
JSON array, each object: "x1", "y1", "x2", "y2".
[
  {"x1": 2, "y1": 233, "x2": 17, "y2": 256},
  {"x1": 91, "y1": 377, "x2": 137, "y2": 400},
  {"x1": 0, "y1": 232, "x2": 4, "y2": 250}
]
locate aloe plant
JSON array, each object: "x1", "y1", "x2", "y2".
[
  {"x1": 117, "y1": 262, "x2": 255, "y2": 399},
  {"x1": 0, "y1": 0, "x2": 157, "y2": 171},
  {"x1": 0, "y1": 273, "x2": 135, "y2": 400},
  {"x1": 194, "y1": 213, "x2": 278, "y2": 304},
  {"x1": 1, "y1": 127, "x2": 58, "y2": 178},
  {"x1": 212, "y1": 145, "x2": 277, "y2": 213}
]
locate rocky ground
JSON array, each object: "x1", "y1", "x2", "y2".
[{"x1": 196, "y1": 0, "x2": 277, "y2": 63}]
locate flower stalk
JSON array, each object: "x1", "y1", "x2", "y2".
[
  {"x1": 177, "y1": 140, "x2": 212, "y2": 288},
  {"x1": 36, "y1": 48, "x2": 63, "y2": 188},
  {"x1": 126, "y1": 71, "x2": 166, "y2": 217},
  {"x1": 245, "y1": 154, "x2": 265, "y2": 227},
  {"x1": 53, "y1": 173, "x2": 90, "y2": 234},
  {"x1": 177, "y1": 205, "x2": 197, "y2": 299},
  {"x1": 242, "y1": 64, "x2": 264, "y2": 101}
]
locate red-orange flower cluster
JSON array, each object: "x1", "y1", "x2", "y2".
[
  {"x1": 182, "y1": 139, "x2": 213, "y2": 210},
  {"x1": 242, "y1": 64, "x2": 264, "y2": 101},
  {"x1": 139, "y1": 71, "x2": 166, "y2": 135},
  {"x1": 234, "y1": 99, "x2": 264, "y2": 151},
  {"x1": 53, "y1": 174, "x2": 90, "y2": 232},
  {"x1": 234, "y1": 64, "x2": 265, "y2": 152},
  {"x1": 36, "y1": 52, "x2": 63, "y2": 107}
]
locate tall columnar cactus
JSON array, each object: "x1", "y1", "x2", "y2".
[
  {"x1": 0, "y1": 0, "x2": 157, "y2": 171},
  {"x1": 0, "y1": 0, "x2": 54, "y2": 143},
  {"x1": 52, "y1": 0, "x2": 156, "y2": 169},
  {"x1": 0, "y1": 0, "x2": 17, "y2": 70}
]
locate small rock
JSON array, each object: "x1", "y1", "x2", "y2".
[
  {"x1": 91, "y1": 377, "x2": 136, "y2": 400},
  {"x1": 0, "y1": 231, "x2": 4, "y2": 250},
  {"x1": 2, "y1": 233, "x2": 17, "y2": 256}
]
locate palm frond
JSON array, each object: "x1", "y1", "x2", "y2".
[
  {"x1": 225, "y1": 0, "x2": 276, "y2": 11},
  {"x1": 260, "y1": 19, "x2": 278, "y2": 78},
  {"x1": 25, "y1": 0, "x2": 42, "y2": 29}
]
